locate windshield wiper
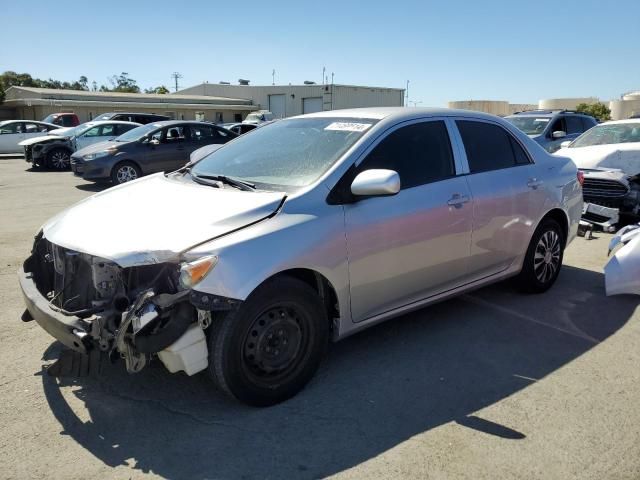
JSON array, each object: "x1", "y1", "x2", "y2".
[{"x1": 190, "y1": 170, "x2": 255, "y2": 191}]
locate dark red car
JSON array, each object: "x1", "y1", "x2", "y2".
[{"x1": 41, "y1": 113, "x2": 80, "y2": 127}]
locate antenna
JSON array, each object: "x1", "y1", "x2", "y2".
[
  {"x1": 405, "y1": 80, "x2": 409, "y2": 107},
  {"x1": 171, "y1": 72, "x2": 183, "y2": 92},
  {"x1": 322, "y1": 66, "x2": 326, "y2": 85}
]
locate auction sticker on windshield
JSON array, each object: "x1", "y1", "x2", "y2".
[{"x1": 324, "y1": 122, "x2": 372, "y2": 132}]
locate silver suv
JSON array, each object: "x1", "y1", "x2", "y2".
[
  {"x1": 18, "y1": 108, "x2": 582, "y2": 406},
  {"x1": 505, "y1": 110, "x2": 597, "y2": 153}
]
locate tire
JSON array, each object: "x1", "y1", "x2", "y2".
[
  {"x1": 46, "y1": 148, "x2": 71, "y2": 170},
  {"x1": 516, "y1": 218, "x2": 564, "y2": 293},
  {"x1": 111, "y1": 161, "x2": 141, "y2": 185},
  {"x1": 208, "y1": 277, "x2": 329, "y2": 406}
]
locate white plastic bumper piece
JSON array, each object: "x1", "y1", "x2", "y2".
[
  {"x1": 158, "y1": 324, "x2": 209, "y2": 375},
  {"x1": 605, "y1": 224, "x2": 640, "y2": 296}
]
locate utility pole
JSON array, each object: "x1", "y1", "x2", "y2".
[
  {"x1": 171, "y1": 72, "x2": 182, "y2": 92},
  {"x1": 272, "y1": 69, "x2": 276, "y2": 86},
  {"x1": 322, "y1": 66, "x2": 326, "y2": 85},
  {"x1": 405, "y1": 80, "x2": 409, "y2": 107}
]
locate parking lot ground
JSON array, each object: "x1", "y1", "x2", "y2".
[{"x1": 1, "y1": 158, "x2": 639, "y2": 480}]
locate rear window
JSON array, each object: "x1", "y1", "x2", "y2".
[{"x1": 457, "y1": 120, "x2": 526, "y2": 173}]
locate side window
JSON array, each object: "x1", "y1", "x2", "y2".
[
  {"x1": 359, "y1": 121, "x2": 455, "y2": 189},
  {"x1": 82, "y1": 126, "x2": 101, "y2": 137},
  {"x1": 216, "y1": 128, "x2": 229, "y2": 138},
  {"x1": 115, "y1": 124, "x2": 136, "y2": 135},
  {"x1": 581, "y1": 117, "x2": 595, "y2": 131},
  {"x1": 23, "y1": 122, "x2": 40, "y2": 133},
  {"x1": 510, "y1": 137, "x2": 531, "y2": 165},
  {"x1": 99, "y1": 125, "x2": 116, "y2": 136},
  {"x1": 234, "y1": 113, "x2": 242, "y2": 123},
  {"x1": 163, "y1": 126, "x2": 187, "y2": 142},
  {"x1": 134, "y1": 116, "x2": 149, "y2": 124},
  {"x1": 190, "y1": 125, "x2": 217, "y2": 141},
  {"x1": 0, "y1": 123, "x2": 20, "y2": 134},
  {"x1": 62, "y1": 116, "x2": 74, "y2": 127},
  {"x1": 457, "y1": 120, "x2": 520, "y2": 173},
  {"x1": 565, "y1": 116, "x2": 584, "y2": 135},
  {"x1": 549, "y1": 117, "x2": 567, "y2": 135}
]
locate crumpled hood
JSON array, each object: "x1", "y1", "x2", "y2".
[
  {"x1": 19, "y1": 135, "x2": 67, "y2": 146},
  {"x1": 42, "y1": 174, "x2": 286, "y2": 267},
  {"x1": 554, "y1": 144, "x2": 640, "y2": 175}
]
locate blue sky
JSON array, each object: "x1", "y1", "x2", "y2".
[{"x1": 2, "y1": 0, "x2": 639, "y2": 106}]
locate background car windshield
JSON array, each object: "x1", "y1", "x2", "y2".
[
  {"x1": 115, "y1": 123, "x2": 158, "y2": 142},
  {"x1": 505, "y1": 116, "x2": 550, "y2": 135},
  {"x1": 42, "y1": 114, "x2": 57, "y2": 124},
  {"x1": 191, "y1": 117, "x2": 375, "y2": 188},
  {"x1": 571, "y1": 123, "x2": 640, "y2": 147},
  {"x1": 92, "y1": 113, "x2": 113, "y2": 121}
]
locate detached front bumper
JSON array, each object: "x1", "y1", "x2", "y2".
[{"x1": 18, "y1": 267, "x2": 90, "y2": 354}]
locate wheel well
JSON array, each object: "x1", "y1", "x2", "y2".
[
  {"x1": 541, "y1": 208, "x2": 569, "y2": 247},
  {"x1": 267, "y1": 269, "x2": 339, "y2": 332}
]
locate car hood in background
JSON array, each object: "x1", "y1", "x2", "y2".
[
  {"x1": 42, "y1": 174, "x2": 286, "y2": 267},
  {"x1": 72, "y1": 140, "x2": 118, "y2": 156},
  {"x1": 554, "y1": 144, "x2": 640, "y2": 175},
  {"x1": 19, "y1": 135, "x2": 67, "y2": 146}
]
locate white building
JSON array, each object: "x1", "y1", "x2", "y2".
[{"x1": 178, "y1": 82, "x2": 405, "y2": 118}]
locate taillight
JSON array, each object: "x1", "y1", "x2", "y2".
[{"x1": 577, "y1": 171, "x2": 584, "y2": 186}]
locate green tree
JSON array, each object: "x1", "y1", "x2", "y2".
[
  {"x1": 101, "y1": 72, "x2": 140, "y2": 93},
  {"x1": 145, "y1": 85, "x2": 170, "y2": 94},
  {"x1": 576, "y1": 102, "x2": 611, "y2": 122},
  {"x1": 0, "y1": 85, "x2": 4, "y2": 104}
]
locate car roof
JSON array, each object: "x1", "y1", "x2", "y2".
[
  {"x1": 84, "y1": 120, "x2": 142, "y2": 126},
  {"x1": 0, "y1": 120, "x2": 56, "y2": 126},
  {"x1": 506, "y1": 109, "x2": 593, "y2": 118},
  {"x1": 296, "y1": 106, "x2": 504, "y2": 123},
  {"x1": 598, "y1": 119, "x2": 640, "y2": 126},
  {"x1": 100, "y1": 112, "x2": 168, "y2": 116},
  {"x1": 144, "y1": 120, "x2": 215, "y2": 127}
]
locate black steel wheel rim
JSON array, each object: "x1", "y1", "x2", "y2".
[{"x1": 241, "y1": 303, "x2": 310, "y2": 385}]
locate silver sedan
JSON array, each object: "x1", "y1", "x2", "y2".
[{"x1": 19, "y1": 107, "x2": 583, "y2": 406}]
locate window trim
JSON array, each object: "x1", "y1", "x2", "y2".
[{"x1": 452, "y1": 117, "x2": 534, "y2": 176}]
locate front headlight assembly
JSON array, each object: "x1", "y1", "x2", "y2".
[{"x1": 179, "y1": 255, "x2": 218, "y2": 289}]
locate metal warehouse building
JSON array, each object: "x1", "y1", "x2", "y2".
[
  {"x1": 0, "y1": 86, "x2": 257, "y2": 123},
  {"x1": 177, "y1": 82, "x2": 406, "y2": 118}
]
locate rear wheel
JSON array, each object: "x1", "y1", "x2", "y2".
[
  {"x1": 46, "y1": 148, "x2": 71, "y2": 170},
  {"x1": 208, "y1": 277, "x2": 329, "y2": 406},
  {"x1": 517, "y1": 218, "x2": 564, "y2": 293},
  {"x1": 111, "y1": 161, "x2": 141, "y2": 184}
]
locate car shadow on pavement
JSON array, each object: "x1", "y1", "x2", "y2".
[
  {"x1": 74, "y1": 182, "x2": 112, "y2": 193},
  {"x1": 39, "y1": 265, "x2": 637, "y2": 479}
]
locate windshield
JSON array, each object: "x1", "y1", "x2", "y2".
[
  {"x1": 245, "y1": 113, "x2": 264, "y2": 122},
  {"x1": 570, "y1": 123, "x2": 640, "y2": 148},
  {"x1": 115, "y1": 123, "x2": 159, "y2": 142},
  {"x1": 42, "y1": 114, "x2": 58, "y2": 124},
  {"x1": 505, "y1": 116, "x2": 550, "y2": 135},
  {"x1": 191, "y1": 117, "x2": 376, "y2": 188},
  {"x1": 92, "y1": 113, "x2": 114, "y2": 121}
]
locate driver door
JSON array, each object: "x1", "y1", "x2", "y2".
[
  {"x1": 145, "y1": 126, "x2": 190, "y2": 173},
  {"x1": 343, "y1": 119, "x2": 473, "y2": 322}
]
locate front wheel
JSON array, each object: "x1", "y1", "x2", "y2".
[
  {"x1": 208, "y1": 277, "x2": 329, "y2": 406},
  {"x1": 516, "y1": 218, "x2": 564, "y2": 293},
  {"x1": 46, "y1": 148, "x2": 71, "y2": 170},
  {"x1": 111, "y1": 161, "x2": 141, "y2": 184}
]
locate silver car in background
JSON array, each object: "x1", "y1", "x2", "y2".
[{"x1": 18, "y1": 107, "x2": 582, "y2": 406}]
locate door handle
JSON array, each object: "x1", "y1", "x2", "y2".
[
  {"x1": 447, "y1": 194, "x2": 470, "y2": 208},
  {"x1": 527, "y1": 178, "x2": 543, "y2": 189}
]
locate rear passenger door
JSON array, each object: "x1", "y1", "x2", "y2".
[
  {"x1": 454, "y1": 119, "x2": 544, "y2": 280},
  {"x1": 343, "y1": 119, "x2": 473, "y2": 322}
]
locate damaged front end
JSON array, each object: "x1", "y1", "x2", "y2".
[
  {"x1": 581, "y1": 169, "x2": 640, "y2": 231},
  {"x1": 19, "y1": 233, "x2": 213, "y2": 376}
]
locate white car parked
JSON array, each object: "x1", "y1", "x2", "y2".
[
  {"x1": 0, "y1": 120, "x2": 59, "y2": 153},
  {"x1": 20, "y1": 121, "x2": 141, "y2": 169}
]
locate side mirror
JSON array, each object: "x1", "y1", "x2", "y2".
[
  {"x1": 351, "y1": 169, "x2": 400, "y2": 197},
  {"x1": 552, "y1": 130, "x2": 567, "y2": 139},
  {"x1": 560, "y1": 140, "x2": 572, "y2": 149}
]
